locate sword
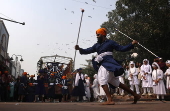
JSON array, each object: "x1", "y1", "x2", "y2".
[{"x1": 113, "y1": 24, "x2": 159, "y2": 58}]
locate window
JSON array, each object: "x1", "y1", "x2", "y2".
[{"x1": 1, "y1": 34, "x2": 6, "y2": 52}]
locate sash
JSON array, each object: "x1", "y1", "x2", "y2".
[{"x1": 92, "y1": 52, "x2": 112, "y2": 71}]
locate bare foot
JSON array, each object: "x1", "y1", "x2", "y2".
[
  {"x1": 132, "y1": 94, "x2": 141, "y2": 104},
  {"x1": 101, "y1": 101, "x2": 115, "y2": 105}
]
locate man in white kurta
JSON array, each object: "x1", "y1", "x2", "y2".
[
  {"x1": 164, "y1": 60, "x2": 170, "y2": 92},
  {"x1": 152, "y1": 62, "x2": 166, "y2": 100},
  {"x1": 140, "y1": 59, "x2": 153, "y2": 95},
  {"x1": 72, "y1": 68, "x2": 85, "y2": 101},
  {"x1": 128, "y1": 61, "x2": 140, "y2": 94},
  {"x1": 84, "y1": 74, "x2": 91, "y2": 101},
  {"x1": 118, "y1": 73, "x2": 125, "y2": 95},
  {"x1": 91, "y1": 74, "x2": 100, "y2": 101}
]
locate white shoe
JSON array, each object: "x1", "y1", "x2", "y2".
[
  {"x1": 121, "y1": 93, "x2": 124, "y2": 96},
  {"x1": 113, "y1": 93, "x2": 118, "y2": 96},
  {"x1": 100, "y1": 100, "x2": 105, "y2": 103},
  {"x1": 148, "y1": 93, "x2": 152, "y2": 96},
  {"x1": 142, "y1": 93, "x2": 146, "y2": 96}
]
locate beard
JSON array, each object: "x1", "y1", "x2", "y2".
[{"x1": 97, "y1": 37, "x2": 103, "y2": 44}]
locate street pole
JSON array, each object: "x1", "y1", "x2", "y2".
[
  {"x1": 15, "y1": 56, "x2": 18, "y2": 78},
  {"x1": 0, "y1": 17, "x2": 25, "y2": 25}
]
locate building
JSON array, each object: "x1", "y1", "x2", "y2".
[
  {"x1": 0, "y1": 20, "x2": 10, "y2": 73},
  {"x1": 11, "y1": 58, "x2": 24, "y2": 78}
]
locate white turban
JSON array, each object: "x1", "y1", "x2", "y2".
[
  {"x1": 129, "y1": 61, "x2": 135, "y2": 65},
  {"x1": 166, "y1": 60, "x2": 170, "y2": 64},
  {"x1": 143, "y1": 59, "x2": 149, "y2": 65},
  {"x1": 84, "y1": 74, "x2": 88, "y2": 77},
  {"x1": 93, "y1": 74, "x2": 97, "y2": 79},
  {"x1": 152, "y1": 62, "x2": 160, "y2": 69}
]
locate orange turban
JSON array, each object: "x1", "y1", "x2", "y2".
[
  {"x1": 30, "y1": 75, "x2": 34, "y2": 77},
  {"x1": 29, "y1": 83, "x2": 33, "y2": 86},
  {"x1": 51, "y1": 74, "x2": 55, "y2": 76},
  {"x1": 23, "y1": 72, "x2": 27, "y2": 75},
  {"x1": 62, "y1": 76, "x2": 66, "y2": 79},
  {"x1": 96, "y1": 28, "x2": 107, "y2": 36},
  {"x1": 4, "y1": 71, "x2": 8, "y2": 74}
]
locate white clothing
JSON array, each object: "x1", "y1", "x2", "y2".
[
  {"x1": 95, "y1": 52, "x2": 112, "y2": 63},
  {"x1": 140, "y1": 64, "x2": 153, "y2": 87},
  {"x1": 128, "y1": 67, "x2": 139, "y2": 85},
  {"x1": 118, "y1": 74, "x2": 125, "y2": 95},
  {"x1": 74, "y1": 73, "x2": 85, "y2": 86},
  {"x1": 119, "y1": 73, "x2": 125, "y2": 84},
  {"x1": 91, "y1": 79, "x2": 100, "y2": 98},
  {"x1": 128, "y1": 62, "x2": 140, "y2": 94},
  {"x1": 143, "y1": 87, "x2": 151, "y2": 93},
  {"x1": 164, "y1": 68, "x2": 170, "y2": 89},
  {"x1": 124, "y1": 69, "x2": 129, "y2": 79},
  {"x1": 130, "y1": 84, "x2": 140, "y2": 94},
  {"x1": 85, "y1": 79, "x2": 91, "y2": 98},
  {"x1": 137, "y1": 67, "x2": 142, "y2": 80},
  {"x1": 98, "y1": 65, "x2": 120, "y2": 87},
  {"x1": 152, "y1": 69, "x2": 166, "y2": 95},
  {"x1": 99, "y1": 85, "x2": 106, "y2": 95},
  {"x1": 118, "y1": 88, "x2": 124, "y2": 95}
]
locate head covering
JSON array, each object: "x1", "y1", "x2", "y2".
[
  {"x1": 77, "y1": 68, "x2": 82, "y2": 71},
  {"x1": 143, "y1": 59, "x2": 149, "y2": 65},
  {"x1": 84, "y1": 74, "x2": 88, "y2": 77},
  {"x1": 30, "y1": 75, "x2": 34, "y2": 77},
  {"x1": 129, "y1": 61, "x2": 136, "y2": 72},
  {"x1": 23, "y1": 72, "x2": 27, "y2": 75},
  {"x1": 152, "y1": 62, "x2": 160, "y2": 69},
  {"x1": 129, "y1": 61, "x2": 135, "y2": 65},
  {"x1": 129, "y1": 61, "x2": 135, "y2": 67},
  {"x1": 50, "y1": 74, "x2": 55, "y2": 76},
  {"x1": 4, "y1": 71, "x2": 8, "y2": 74},
  {"x1": 29, "y1": 83, "x2": 33, "y2": 86},
  {"x1": 62, "y1": 76, "x2": 66, "y2": 79},
  {"x1": 159, "y1": 57, "x2": 163, "y2": 60},
  {"x1": 93, "y1": 74, "x2": 97, "y2": 79},
  {"x1": 96, "y1": 28, "x2": 107, "y2": 36},
  {"x1": 166, "y1": 60, "x2": 170, "y2": 64}
]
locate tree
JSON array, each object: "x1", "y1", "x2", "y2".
[
  {"x1": 82, "y1": 56, "x2": 97, "y2": 82},
  {"x1": 101, "y1": 0, "x2": 170, "y2": 63}
]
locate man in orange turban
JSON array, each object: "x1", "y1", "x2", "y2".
[
  {"x1": 62, "y1": 76, "x2": 66, "y2": 79},
  {"x1": 18, "y1": 72, "x2": 28, "y2": 102},
  {"x1": 95, "y1": 28, "x2": 107, "y2": 44},
  {"x1": 23, "y1": 72, "x2": 27, "y2": 75},
  {"x1": 50, "y1": 74, "x2": 55, "y2": 76},
  {"x1": 75, "y1": 28, "x2": 140, "y2": 105},
  {"x1": 96, "y1": 28, "x2": 107, "y2": 36}
]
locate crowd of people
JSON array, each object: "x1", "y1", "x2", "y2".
[
  {"x1": 0, "y1": 58, "x2": 170, "y2": 103},
  {"x1": 0, "y1": 28, "x2": 169, "y2": 103},
  {"x1": 71, "y1": 58, "x2": 170, "y2": 102},
  {"x1": 115, "y1": 58, "x2": 170, "y2": 100}
]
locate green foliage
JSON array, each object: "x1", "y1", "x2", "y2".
[{"x1": 101, "y1": 0, "x2": 170, "y2": 63}]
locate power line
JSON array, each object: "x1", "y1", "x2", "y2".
[{"x1": 0, "y1": 13, "x2": 14, "y2": 20}]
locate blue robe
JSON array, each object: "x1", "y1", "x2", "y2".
[
  {"x1": 79, "y1": 39, "x2": 134, "y2": 73},
  {"x1": 18, "y1": 75, "x2": 27, "y2": 95}
]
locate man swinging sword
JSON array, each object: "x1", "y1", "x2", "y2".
[{"x1": 75, "y1": 28, "x2": 141, "y2": 105}]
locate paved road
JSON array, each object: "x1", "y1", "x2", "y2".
[{"x1": 0, "y1": 101, "x2": 169, "y2": 111}]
